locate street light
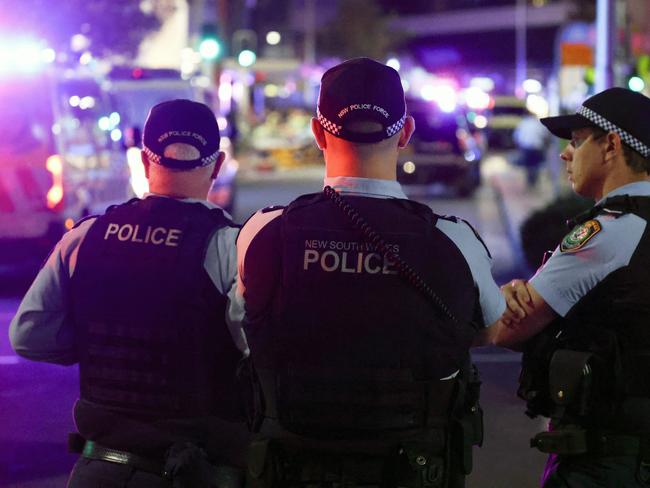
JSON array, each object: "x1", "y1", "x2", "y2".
[
  {"x1": 238, "y1": 49, "x2": 256, "y2": 67},
  {"x1": 628, "y1": 76, "x2": 645, "y2": 92},
  {"x1": 199, "y1": 38, "x2": 222, "y2": 60},
  {"x1": 266, "y1": 31, "x2": 281, "y2": 45},
  {"x1": 199, "y1": 23, "x2": 223, "y2": 61}
]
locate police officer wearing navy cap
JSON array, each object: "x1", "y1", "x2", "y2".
[
  {"x1": 10, "y1": 99, "x2": 248, "y2": 487},
  {"x1": 234, "y1": 58, "x2": 505, "y2": 488},
  {"x1": 494, "y1": 87, "x2": 650, "y2": 487}
]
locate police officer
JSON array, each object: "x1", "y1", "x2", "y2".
[
  {"x1": 495, "y1": 87, "x2": 650, "y2": 487},
  {"x1": 10, "y1": 99, "x2": 248, "y2": 487},
  {"x1": 234, "y1": 58, "x2": 505, "y2": 488}
]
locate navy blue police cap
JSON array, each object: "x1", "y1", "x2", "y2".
[
  {"x1": 317, "y1": 57, "x2": 407, "y2": 144},
  {"x1": 142, "y1": 99, "x2": 221, "y2": 170},
  {"x1": 541, "y1": 87, "x2": 650, "y2": 158}
]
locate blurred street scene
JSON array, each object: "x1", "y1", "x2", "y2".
[{"x1": 1, "y1": 0, "x2": 648, "y2": 486}]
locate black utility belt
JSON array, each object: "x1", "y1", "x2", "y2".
[
  {"x1": 68, "y1": 433, "x2": 166, "y2": 476},
  {"x1": 68, "y1": 433, "x2": 243, "y2": 487},
  {"x1": 531, "y1": 429, "x2": 642, "y2": 456}
]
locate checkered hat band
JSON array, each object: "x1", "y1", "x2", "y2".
[
  {"x1": 317, "y1": 109, "x2": 406, "y2": 138},
  {"x1": 578, "y1": 105, "x2": 650, "y2": 158},
  {"x1": 317, "y1": 109, "x2": 343, "y2": 136},
  {"x1": 143, "y1": 145, "x2": 219, "y2": 167},
  {"x1": 386, "y1": 112, "x2": 406, "y2": 137},
  {"x1": 143, "y1": 146, "x2": 161, "y2": 164}
]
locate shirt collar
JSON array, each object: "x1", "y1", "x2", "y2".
[
  {"x1": 323, "y1": 176, "x2": 407, "y2": 199},
  {"x1": 598, "y1": 181, "x2": 650, "y2": 203},
  {"x1": 144, "y1": 192, "x2": 218, "y2": 209}
]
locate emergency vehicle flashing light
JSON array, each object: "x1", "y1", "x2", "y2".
[
  {"x1": 0, "y1": 38, "x2": 54, "y2": 75},
  {"x1": 45, "y1": 154, "x2": 64, "y2": 210}
]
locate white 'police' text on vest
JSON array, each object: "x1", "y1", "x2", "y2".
[
  {"x1": 104, "y1": 223, "x2": 182, "y2": 247},
  {"x1": 303, "y1": 239, "x2": 398, "y2": 274}
]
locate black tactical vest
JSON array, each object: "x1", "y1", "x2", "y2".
[
  {"x1": 521, "y1": 195, "x2": 650, "y2": 431},
  {"x1": 248, "y1": 192, "x2": 481, "y2": 438},
  {"x1": 70, "y1": 197, "x2": 242, "y2": 422}
]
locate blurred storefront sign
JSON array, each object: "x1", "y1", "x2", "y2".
[{"x1": 560, "y1": 43, "x2": 593, "y2": 66}]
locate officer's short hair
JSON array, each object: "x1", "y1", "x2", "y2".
[{"x1": 590, "y1": 127, "x2": 650, "y2": 174}]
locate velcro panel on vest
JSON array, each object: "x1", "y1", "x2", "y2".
[
  {"x1": 266, "y1": 366, "x2": 456, "y2": 437},
  {"x1": 72, "y1": 197, "x2": 238, "y2": 419},
  {"x1": 82, "y1": 320, "x2": 181, "y2": 413}
]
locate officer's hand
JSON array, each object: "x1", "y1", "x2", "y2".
[{"x1": 501, "y1": 279, "x2": 533, "y2": 327}]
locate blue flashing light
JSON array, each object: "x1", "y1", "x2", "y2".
[
  {"x1": 0, "y1": 39, "x2": 49, "y2": 75},
  {"x1": 110, "y1": 128, "x2": 122, "y2": 142}
]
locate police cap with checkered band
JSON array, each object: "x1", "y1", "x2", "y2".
[
  {"x1": 316, "y1": 57, "x2": 407, "y2": 144},
  {"x1": 142, "y1": 99, "x2": 221, "y2": 170},
  {"x1": 540, "y1": 87, "x2": 650, "y2": 158}
]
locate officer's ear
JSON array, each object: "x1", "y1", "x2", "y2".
[
  {"x1": 311, "y1": 117, "x2": 327, "y2": 150},
  {"x1": 211, "y1": 151, "x2": 226, "y2": 180},
  {"x1": 398, "y1": 115, "x2": 415, "y2": 149},
  {"x1": 141, "y1": 151, "x2": 151, "y2": 179},
  {"x1": 602, "y1": 131, "x2": 622, "y2": 163}
]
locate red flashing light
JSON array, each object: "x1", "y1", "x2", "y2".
[{"x1": 132, "y1": 67, "x2": 144, "y2": 79}]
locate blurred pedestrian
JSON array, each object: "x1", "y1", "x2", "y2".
[
  {"x1": 10, "y1": 99, "x2": 248, "y2": 487},
  {"x1": 513, "y1": 110, "x2": 548, "y2": 187},
  {"x1": 234, "y1": 58, "x2": 505, "y2": 487},
  {"x1": 494, "y1": 87, "x2": 650, "y2": 487}
]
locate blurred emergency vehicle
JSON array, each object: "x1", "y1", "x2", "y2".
[
  {"x1": 0, "y1": 61, "x2": 236, "y2": 276},
  {"x1": 485, "y1": 95, "x2": 528, "y2": 149},
  {"x1": 397, "y1": 98, "x2": 482, "y2": 197},
  {"x1": 0, "y1": 67, "x2": 132, "y2": 275}
]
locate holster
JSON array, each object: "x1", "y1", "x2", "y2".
[
  {"x1": 530, "y1": 428, "x2": 588, "y2": 455},
  {"x1": 246, "y1": 436, "x2": 449, "y2": 488},
  {"x1": 548, "y1": 349, "x2": 597, "y2": 418},
  {"x1": 452, "y1": 364, "x2": 483, "y2": 475},
  {"x1": 164, "y1": 442, "x2": 243, "y2": 488},
  {"x1": 517, "y1": 323, "x2": 563, "y2": 419},
  {"x1": 394, "y1": 442, "x2": 446, "y2": 488}
]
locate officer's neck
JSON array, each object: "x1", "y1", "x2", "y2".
[
  {"x1": 148, "y1": 183, "x2": 209, "y2": 201},
  {"x1": 597, "y1": 158, "x2": 649, "y2": 200},
  {"x1": 325, "y1": 155, "x2": 397, "y2": 180}
]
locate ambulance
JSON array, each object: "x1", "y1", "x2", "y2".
[
  {"x1": 0, "y1": 59, "x2": 132, "y2": 275},
  {"x1": 0, "y1": 44, "x2": 237, "y2": 276}
]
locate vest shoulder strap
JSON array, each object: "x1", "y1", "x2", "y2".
[{"x1": 570, "y1": 195, "x2": 650, "y2": 226}]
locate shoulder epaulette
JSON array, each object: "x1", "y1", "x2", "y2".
[
  {"x1": 436, "y1": 214, "x2": 460, "y2": 224},
  {"x1": 459, "y1": 218, "x2": 492, "y2": 259},
  {"x1": 72, "y1": 214, "x2": 99, "y2": 230},
  {"x1": 261, "y1": 205, "x2": 286, "y2": 214},
  {"x1": 567, "y1": 195, "x2": 650, "y2": 228}
]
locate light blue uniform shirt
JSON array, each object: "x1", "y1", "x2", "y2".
[
  {"x1": 9, "y1": 194, "x2": 246, "y2": 364},
  {"x1": 531, "y1": 181, "x2": 650, "y2": 317}
]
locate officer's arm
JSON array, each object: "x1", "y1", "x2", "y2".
[
  {"x1": 9, "y1": 220, "x2": 94, "y2": 364},
  {"x1": 492, "y1": 279, "x2": 557, "y2": 349}
]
